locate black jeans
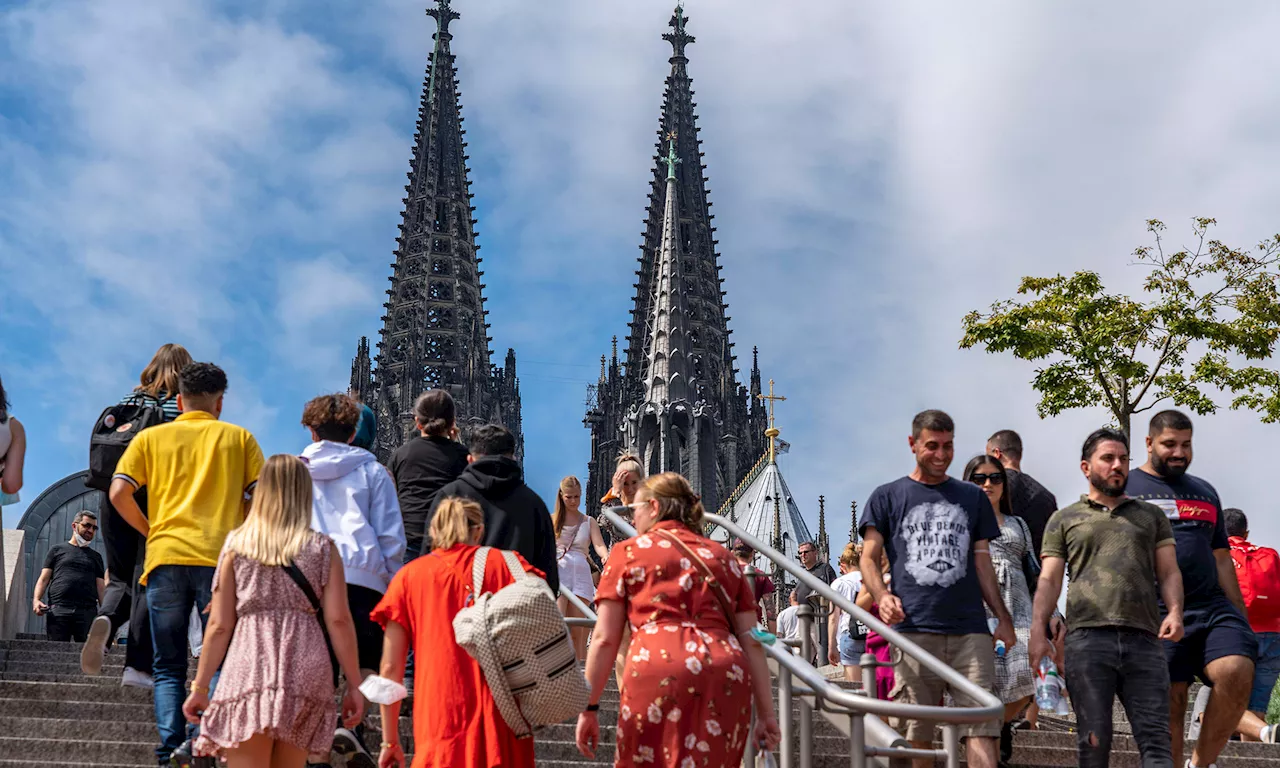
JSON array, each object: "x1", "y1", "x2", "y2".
[
  {"x1": 97, "y1": 495, "x2": 153, "y2": 674},
  {"x1": 46, "y1": 608, "x2": 96, "y2": 641},
  {"x1": 1064, "y1": 627, "x2": 1173, "y2": 768}
]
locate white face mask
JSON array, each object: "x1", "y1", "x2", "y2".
[{"x1": 71, "y1": 531, "x2": 90, "y2": 547}]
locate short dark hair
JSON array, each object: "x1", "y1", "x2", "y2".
[
  {"x1": 798, "y1": 541, "x2": 816, "y2": 553},
  {"x1": 301, "y1": 394, "x2": 361, "y2": 443},
  {"x1": 468, "y1": 423, "x2": 516, "y2": 457},
  {"x1": 1223, "y1": 508, "x2": 1248, "y2": 538},
  {"x1": 179, "y1": 363, "x2": 228, "y2": 398},
  {"x1": 912, "y1": 409, "x2": 954, "y2": 438},
  {"x1": 413, "y1": 389, "x2": 456, "y2": 437},
  {"x1": 1082, "y1": 428, "x2": 1129, "y2": 461},
  {"x1": 987, "y1": 429, "x2": 1023, "y2": 461},
  {"x1": 73, "y1": 511, "x2": 98, "y2": 524},
  {"x1": 1149, "y1": 409, "x2": 1193, "y2": 436}
]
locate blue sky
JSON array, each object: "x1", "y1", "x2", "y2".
[{"x1": 3, "y1": 0, "x2": 1279, "y2": 550}]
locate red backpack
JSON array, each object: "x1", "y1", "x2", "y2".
[{"x1": 1230, "y1": 538, "x2": 1280, "y2": 630}]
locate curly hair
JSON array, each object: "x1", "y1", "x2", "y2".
[
  {"x1": 637, "y1": 472, "x2": 704, "y2": 530},
  {"x1": 301, "y1": 394, "x2": 361, "y2": 443},
  {"x1": 178, "y1": 362, "x2": 228, "y2": 398}
]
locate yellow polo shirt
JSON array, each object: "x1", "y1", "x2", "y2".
[{"x1": 114, "y1": 411, "x2": 264, "y2": 585}]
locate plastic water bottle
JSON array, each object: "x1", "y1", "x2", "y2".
[
  {"x1": 988, "y1": 618, "x2": 1006, "y2": 658},
  {"x1": 1035, "y1": 658, "x2": 1062, "y2": 711}
]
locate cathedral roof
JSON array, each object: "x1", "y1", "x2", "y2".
[{"x1": 715, "y1": 456, "x2": 814, "y2": 570}]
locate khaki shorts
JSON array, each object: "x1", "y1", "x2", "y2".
[{"x1": 890, "y1": 633, "x2": 1001, "y2": 742}]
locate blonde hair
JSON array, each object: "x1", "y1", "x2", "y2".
[
  {"x1": 636, "y1": 472, "x2": 704, "y2": 530},
  {"x1": 616, "y1": 453, "x2": 643, "y2": 478},
  {"x1": 430, "y1": 497, "x2": 484, "y2": 549},
  {"x1": 227, "y1": 454, "x2": 316, "y2": 566},
  {"x1": 136, "y1": 344, "x2": 193, "y2": 398},
  {"x1": 552, "y1": 476, "x2": 582, "y2": 536},
  {"x1": 839, "y1": 542, "x2": 861, "y2": 568}
]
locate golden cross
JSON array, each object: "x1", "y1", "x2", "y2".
[{"x1": 757, "y1": 379, "x2": 786, "y2": 430}]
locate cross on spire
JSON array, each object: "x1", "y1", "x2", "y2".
[
  {"x1": 757, "y1": 379, "x2": 786, "y2": 462},
  {"x1": 427, "y1": 0, "x2": 459, "y2": 35},
  {"x1": 663, "y1": 3, "x2": 696, "y2": 58}
]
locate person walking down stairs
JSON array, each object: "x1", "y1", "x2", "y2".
[
  {"x1": 32, "y1": 511, "x2": 105, "y2": 641},
  {"x1": 182, "y1": 454, "x2": 366, "y2": 767}
]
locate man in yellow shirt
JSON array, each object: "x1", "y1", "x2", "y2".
[{"x1": 109, "y1": 362, "x2": 263, "y2": 765}]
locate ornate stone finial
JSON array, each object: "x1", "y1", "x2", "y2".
[
  {"x1": 427, "y1": 0, "x2": 460, "y2": 34},
  {"x1": 663, "y1": 132, "x2": 681, "y2": 181},
  {"x1": 663, "y1": 3, "x2": 696, "y2": 58},
  {"x1": 818, "y1": 495, "x2": 828, "y2": 560},
  {"x1": 850, "y1": 500, "x2": 858, "y2": 543},
  {"x1": 757, "y1": 379, "x2": 786, "y2": 463}
]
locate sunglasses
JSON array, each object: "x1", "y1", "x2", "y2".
[
  {"x1": 969, "y1": 473, "x2": 1005, "y2": 485},
  {"x1": 78, "y1": 522, "x2": 98, "y2": 531}
]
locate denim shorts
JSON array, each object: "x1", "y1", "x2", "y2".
[
  {"x1": 838, "y1": 631, "x2": 866, "y2": 665},
  {"x1": 1163, "y1": 597, "x2": 1258, "y2": 684},
  {"x1": 1249, "y1": 631, "x2": 1280, "y2": 712}
]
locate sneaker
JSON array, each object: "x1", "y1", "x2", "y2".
[
  {"x1": 1262, "y1": 724, "x2": 1278, "y2": 744},
  {"x1": 332, "y1": 727, "x2": 376, "y2": 768},
  {"x1": 122, "y1": 667, "x2": 154, "y2": 689},
  {"x1": 81, "y1": 616, "x2": 111, "y2": 675}
]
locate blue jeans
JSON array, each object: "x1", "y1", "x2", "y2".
[
  {"x1": 1250, "y1": 631, "x2": 1280, "y2": 712},
  {"x1": 1064, "y1": 627, "x2": 1173, "y2": 768},
  {"x1": 147, "y1": 565, "x2": 215, "y2": 762}
]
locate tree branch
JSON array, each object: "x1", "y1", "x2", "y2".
[
  {"x1": 1131, "y1": 333, "x2": 1175, "y2": 409},
  {"x1": 1072, "y1": 321, "x2": 1123, "y2": 421}
]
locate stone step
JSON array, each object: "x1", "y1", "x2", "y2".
[
  {"x1": 0, "y1": 736, "x2": 154, "y2": 764},
  {"x1": 0, "y1": 698, "x2": 152, "y2": 721},
  {"x1": 0, "y1": 681, "x2": 152, "y2": 704}
]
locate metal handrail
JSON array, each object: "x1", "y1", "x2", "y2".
[{"x1": 560, "y1": 587, "x2": 598, "y2": 627}]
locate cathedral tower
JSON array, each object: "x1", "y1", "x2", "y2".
[
  {"x1": 585, "y1": 6, "x2": 763, "y2": 510},
  {"x1": 351, "y1": 0, "x2": 522, "y2": 459}
]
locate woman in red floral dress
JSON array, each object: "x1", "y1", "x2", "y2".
[{"x1": 576, "y1": 472, "x2": 781, "y2": 767}]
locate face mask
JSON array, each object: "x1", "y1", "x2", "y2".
[{"x1": 71, "y1": 531, "x2": 90, "y2": 547}]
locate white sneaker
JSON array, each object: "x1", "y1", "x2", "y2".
[
  {"x1": 1186, "y1": 761, "x2": 1217, "y2": 768},
  {"x1": 80, "y1": 616, "x2": 110, "y2": 676},
  {"x1": 121, "y1": 667, "x2": 154, "y2": 689}
]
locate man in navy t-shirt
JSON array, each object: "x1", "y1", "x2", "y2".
[
  {"x1": 860, "y1": 410, "x2": 1011, "y2": 768},
  {"x1": 1126, "y1": 410, "x2": 1257, "y2": 768}
]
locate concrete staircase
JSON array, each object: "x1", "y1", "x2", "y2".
[{"x1": 1, "y1": 635, "x2": 1277, "y2": 767}]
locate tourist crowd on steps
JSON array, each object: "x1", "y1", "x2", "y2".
[{"x1": 2, "y1": 350, "x2": 1279, "y2": 768}]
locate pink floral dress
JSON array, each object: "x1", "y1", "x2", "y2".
[
  {"x1": 195, "y1": 534, "x2": 337, "y2": 756},
  {"x1": 597, "y1": 520, "x2": 756, "y2": 768}
]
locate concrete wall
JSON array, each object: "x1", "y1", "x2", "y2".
[{"x1": 1, "y1": 529, "x2": 26, "y2": 639}]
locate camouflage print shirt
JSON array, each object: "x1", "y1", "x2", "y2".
[{"x1": 1041, "y1": 496, "x2": 1175, "y2": 636}]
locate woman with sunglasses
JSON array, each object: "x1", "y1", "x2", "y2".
[{"x1": 962, "y1": 454, "x2": 1037, "y2": 761}]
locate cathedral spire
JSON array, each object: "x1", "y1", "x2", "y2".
[
  {"x1": 663, "y1": 3, "x2": 695, "y2": 60},
  {"x1": 641, "y1": 134, "x2": 692, "y2": 406},
  {"x1": 818, "y1": 495, "x2": 828, "y2": 561},
  {"x1": 352, "y1": 0, "x2": 521, "y2": 459}
]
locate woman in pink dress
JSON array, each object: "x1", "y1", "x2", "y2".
[
  {"x1": 576, "y1": 472, "x2": 781, "y2": 767},
  {"x1": 182, "y1": 455, "x2": 366, "y2": 767}
]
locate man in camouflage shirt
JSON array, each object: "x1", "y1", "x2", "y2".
[{"x1": 1029, "y1": 428, "x2": 1185, "y2": 768}]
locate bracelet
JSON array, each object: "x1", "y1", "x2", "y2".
[
  {"x1": 189, "y1": 683, "x2": 209, "y2": 694},
  {"x1": 585, "y1": 703, "x2": 600, "y2": 713},
  {"x1": 380, "y1": 742, "x2": 399, "y2": 750}
]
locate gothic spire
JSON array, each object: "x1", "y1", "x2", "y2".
[
  {"x1": 641, "y1": 135, "x2": 692, "y2": 405},
  {"x1": 353, "y1": 0, "x2": 521, "y2": 459},
  {"x1": 818, "y1": 495, "x2": 828, "y2": 560},
  {"x1": 850, "y1": 501, "x2": 858, "y2": 543}
]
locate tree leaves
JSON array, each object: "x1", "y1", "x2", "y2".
[{"x1": 959, "y1": 218, "x2": 1280, "y2": 436}]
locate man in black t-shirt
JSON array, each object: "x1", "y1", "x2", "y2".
[
  {"x1": 794, "y1": 540, "x2": 838, "y2": 662},
  {"x1": 1126, "y1": 410, "x2": 1257, "y2": 768},
  {"x1": 986, "y1": 429, "x2": 1058, "y2": 556},
  {"x1": 860, "y1": 410, "x2": 1012, "y2": 768},
  {"x1": 32, "y1": 511, "x2": 105, "y2": 642}
]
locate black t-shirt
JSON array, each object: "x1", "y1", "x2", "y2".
[
  {"x1": 388, "y1": 435, "x2": 470, "y2": 555},
  {"x1": 795, "y1": 561, "x2": 838, "y2": 603},
  {"x1": 42, "y1": 543, "x2": 104, "y2": 611},
  {"x1": 1005, "y1": 469, "x2": 1058, "y2": 557},
  {"x1": 1125, "y1": 468, "x2": 1226, "y2": 607},
  {"x1": 859, "y1": 476, "x2": 1000, "y2": 635}
]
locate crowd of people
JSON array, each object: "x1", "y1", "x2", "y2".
[{"x1": 4, "y1": 345, "x2": 1279, "y2": 768}]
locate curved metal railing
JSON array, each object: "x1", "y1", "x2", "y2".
[{"x1": 583, "y1": 506, "x2": 1003, "y2": 768}]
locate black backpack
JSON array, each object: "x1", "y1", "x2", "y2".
[{"x1": 87, "y1": 395, "x2": 170, "y2": 491}]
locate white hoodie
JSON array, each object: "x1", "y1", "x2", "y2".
[{"x1": 302, "y1": 441, "x2": 405, "y2": 594}]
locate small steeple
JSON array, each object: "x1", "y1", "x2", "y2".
[
  {"x1": 818, "y1": 495, "x2": 828, "y2": 561},
  {"x1": 663, "y1": 3, "x2": 696, "y2": 60},
  {"x1": 850, "y1": 501, "x2": 858, "y2": 543},
  {"x1": 641, "y1": 133, "x2": 693, "y2": 406}
]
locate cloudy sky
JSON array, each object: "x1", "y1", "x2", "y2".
[{"x1": 3, "y1": 0, "x2": 1277, "y2": 549}]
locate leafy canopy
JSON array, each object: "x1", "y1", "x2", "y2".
[{"x1": 960, "y1": 218, "x2": 1280, "y2": 436}]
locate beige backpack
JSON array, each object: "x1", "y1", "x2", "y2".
[{"x1": 452, "y1": 547, "x2": 588, "y2": 737}]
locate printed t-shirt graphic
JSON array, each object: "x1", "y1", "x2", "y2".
[
  {"x1": 859, "y1": 476, "x2": 999, "y2": 635},
  {"x1": 1126, "y1": 468, "x2": 1226, "y2": 607}
]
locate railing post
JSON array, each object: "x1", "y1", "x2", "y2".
[
  {"x1": 860, "y1": 652, "x2": 876, "y2": 698},
  {"x1": 942, "y1": 724, "x2": 960, "y2": 768},
  {"x1": 746, "y1": 701, "x2": 757, "y2": 766},
  {"x1": 849, "y1": 711, "x2": 866, "y2": 768},
  {"x1": 779, "y1": 662, "x2": 794, "y2": 768},
  {"x1": 797, "y1": 604, "x2": 815, "y2": 768}
]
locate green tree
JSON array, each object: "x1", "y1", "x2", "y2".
[{"x1": 960, "y1": 218, "x2": 1280, "y2": 437}]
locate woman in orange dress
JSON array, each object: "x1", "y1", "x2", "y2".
[
  {"x1": 576, "y1": 472, "x2": 781, "y2": 767},
  {"x1": 372, "y1": 497, "x2": 541, "y2": 768}
]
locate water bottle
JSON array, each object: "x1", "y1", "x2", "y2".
[
  {"x1": 988, "y1": 618, "x2": 1006, "y2": 658},
  {"x1": 1035, "y1": 658, "x2": 1062, "y2": 711}
]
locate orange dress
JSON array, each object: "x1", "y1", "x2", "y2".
[
  {"x1": 597, "y1": 520, "x2": 756, "y2": 768},
  {"x1": 371, "y1": 544, "x2": 540, "y2": 768}
]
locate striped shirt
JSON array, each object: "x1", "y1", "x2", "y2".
[{"x1": 121, "y1": 391, "x2": 181, "y2": 422}]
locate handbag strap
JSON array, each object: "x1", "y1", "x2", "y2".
[
  {"x1": 653, "y1": 529, "x2": 740, "y2": 631},
  {"x1": 469, "y1": 547, "x2": 529, "y2": 600},
  {"x1": 283, "y1": 561, "x2": 336, "y2": 672}
]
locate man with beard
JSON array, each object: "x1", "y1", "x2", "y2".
[
  {"x1": 1030, "y1": 428, "x2": 1184, "y2": 768},
  {"x1": 1126, "y1": 410, "x2": 1257, "y2": 768}
]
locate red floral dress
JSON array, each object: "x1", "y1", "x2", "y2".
[{"x1": 597, "y1": 521, "x2": 756, "y2": 768}]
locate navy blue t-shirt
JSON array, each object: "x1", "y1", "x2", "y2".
[
  {"x1": 1125, "y1": 468, "x2": 1226, "y2": 607},
  {"x1": 858, "y1": 476, "x2": 1000, "y2": 635}
]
